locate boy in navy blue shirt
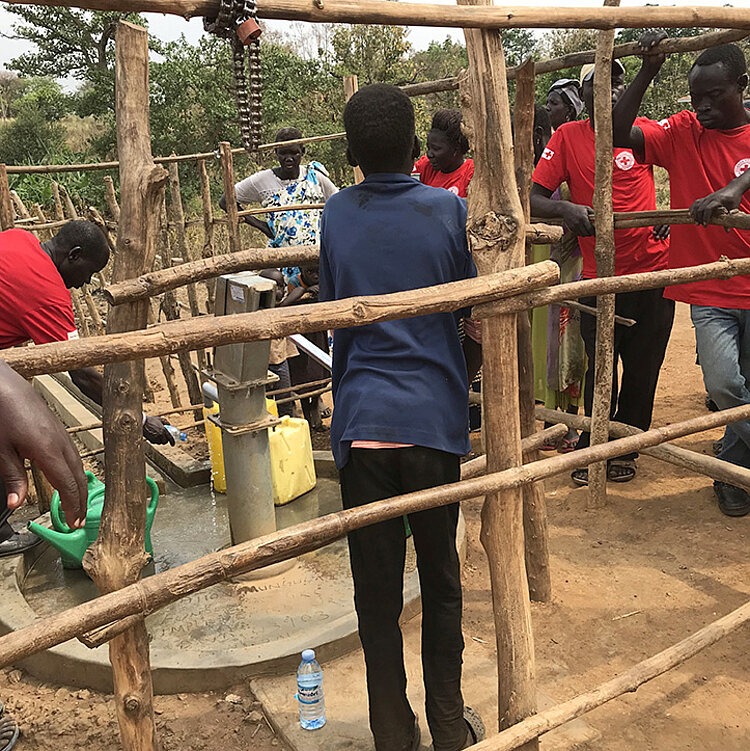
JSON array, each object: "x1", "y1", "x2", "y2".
[{"x1": 319, "y1": 84, "x2": 481, "y2": 751}]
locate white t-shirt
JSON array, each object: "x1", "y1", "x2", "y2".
[{"x1": 234, "y1": 166, "x2": 338, "y2": 206}]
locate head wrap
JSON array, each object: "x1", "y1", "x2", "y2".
[
  {"x1": 579, "y1": 59, "x2": 626, "y2": 86},
  {"x1": 548, "y1": 78, "x2": 584, "y2": 117}
]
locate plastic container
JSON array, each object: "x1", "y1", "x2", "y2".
[
  {"x1": 204, "y1": 402, "x2": 316, "y2": 505},
  {"x1": 296, "y1": 649, "x2": 326, "y2": 730},
  {"x1": 268, "y1": 416, "x2": 316, "y2": 506},
  {"x1": 165, "y1": 424, "x2": 187, "y2": 442}
]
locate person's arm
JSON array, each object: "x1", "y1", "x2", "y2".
[
  {"x1": 319, "y1": 174, "x2": 339, "y2": 199},
  {"x1": 530, "y1": 183, "x2": 595, "y2": 237},
  {"x1": 612, "y1": 30, "x2": 669, "y2": 158},
  {"x1": 0, "y1": 361, "x2": 87, "y2": 527},
  {"x1": 68, "y1": 367, "x2": 173, "y2": 445},
  {"x1": 690, "y1": 169, "x2": 750, "y2": 226},
  {"x1": 218, "y1": 192, "x2": 274, "y2": 240},
  {"x1": 278, "y1": 286, "x2": 309, "y2": 307}
]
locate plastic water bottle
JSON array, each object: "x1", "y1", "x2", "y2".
[
  {"x1": 296, "y1": 649, "x2": 326, "y2": 730},
  {"x1": 165, "y1": 425, "x2": 187, "y2": 442}
]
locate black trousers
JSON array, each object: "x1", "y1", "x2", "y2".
[
  {"x1": 577, "y1": 288, "x2": 675, "y2": 460},
  {"x1": 267, "y1": 360, "x2": 294, "y2": 417},
  {"x1": 339, "y1": 447, "x2": 465, "y2": 751}
]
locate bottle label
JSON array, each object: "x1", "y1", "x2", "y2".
[{"x1": 297, "y1": 671, "x2": 323, "y2": 704}]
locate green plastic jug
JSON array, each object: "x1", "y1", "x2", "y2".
[{"x1": 29, "y1": 472, "x2": 159, "y2": 569}]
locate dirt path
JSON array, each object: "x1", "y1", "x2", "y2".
[{"x1": 461, "y1": 303, "x2": 750, "y2": 749}]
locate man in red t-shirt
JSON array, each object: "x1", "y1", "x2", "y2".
[
  {"x1": 413, "y1": 108, "x2": 474, "y2": 198},
  {"x1": 531, "y1": 60, "x2": 674, "y2": 486},
  {"x1": 614, "y1": 37, "x2": 750, "y2": 517},
  {"x1": 0, "y1": 221, "x2": 172, "y2": 555}
]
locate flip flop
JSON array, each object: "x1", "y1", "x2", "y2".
[
  {"x1": 557, "y1": 430, "x2": 579, "y2": 454},
  {"x1": 0, "y1": 529, "x2": 42, "y2": 558},
  {"x1": 319, "y1": 406, "x2": 332, "y2": 420},
  {"x1": 0, "y1": 714, "x2": 19, "y2": 751},
  {"x1": 462, "y1": 706, "x2": 486, "y2": 748},
  {"x1": 571, "y1": 468, "x2": 589, "y2": 486},
  {"x1": 607, "y1": 459, "x2": 636, "y2": 483},
  {"x1": 540, "y1": 440, "x2": 560, "y2": 452}
]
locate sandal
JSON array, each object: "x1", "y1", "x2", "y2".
[
  {"x1": 557, "y1": 429, "x2": 579, "y2": 454},
  {"x1": 571, "y1": 468, "x2": 589, "y2": 486},
  {"x1": 607, "y1": 459, "x2": 636, "y2": 483},
  {"x1": 0, "y1": 713, "x2": 19, "y2": 751},
  {"x1": 540, "y1": 439, "x2": 560, "y2": 452},
  {"x1": 319, "y1": 406, "x2": 332, "y2": 420},
  {"x1": 461, "y1": 706, "x2": 486, "y2": 748}
]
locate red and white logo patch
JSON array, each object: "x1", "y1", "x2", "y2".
[
  {"x1": 734, "y1": 158, "x2": 750, "y2": 177},
  {"x1": 658, "y1": 118, "x2": 671, "y2": 130},
  {"x1": 615, "y1": 152, "x2": 635, "y2": 171},
  {"x1": 448, "y1": 186, "x2": 460, "y2": 195},
  {"x1": 541, "y1": 147, "x2": 554, "y2": 161}
]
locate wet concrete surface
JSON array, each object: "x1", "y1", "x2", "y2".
[{"x1": 13, "y1": 479, "x2": 420, "y2": 690}]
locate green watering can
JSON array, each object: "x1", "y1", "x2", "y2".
[{"x1": 28, "y1": 471, "x2": 160, "y2": 569}]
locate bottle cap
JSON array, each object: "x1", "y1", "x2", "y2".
[{"x1": 301, "y1": 649, "x2": 315, "y2": 662}]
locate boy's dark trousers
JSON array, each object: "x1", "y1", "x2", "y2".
[
  {"x1": 576, "y1": 288, "x2": 675, "y2": 459},
  {"x1": 339, "y1": 446, "x2": 466, "y2": 751}
]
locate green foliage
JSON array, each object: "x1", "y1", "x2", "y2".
[{"x1": 331, "y1": 23, "x2": 413, "y2": 85}]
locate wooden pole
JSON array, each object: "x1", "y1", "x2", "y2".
[
  {"x1": 104, "y1": 175, "x2": 121, "y2": 222},
  {"x1": 71, "y1": 289, "x2": 91, "y2": 337},
  {"x1": 536, "y1": 406, "x2": 750, "y2": 491},
  {"x1": 513, "y1": 57, "x2": 551, "y2": 604},
  {"x1": 81, "y1": 22, "x2": 167, "y2": 751},
  {"x1": 168, "y1": 160, "x2": 207, "y2": 371},
  {"x1": 198, "y1": 159, "x2": 216, "y2": 313},
  {"x1": 460, "y1": 0, "x2": 538, "y2": 739},
  {"x1": 400, "y1": 27, "x2": 750, "y2": 95},
  {"x1": 343, "y1": 75, "x2": 364, "y2": 184},
  {"x1": 50, "y1": 182, "x2": 65, "y2": 221},
  {"x1": 3, "y1": 403, "x2": 750, "y2": 669},
  {"x1": 479, "y1": 256, "x2": 750, "y2": 318},
  {"x1": 32, "y1": 203, "x2": 53, "y2": 241},
  {"x1": 219, "y1": 141, "x2": 242, "y2": 255},
  {"x1": 2, "y1": 262, "x2": 560, "y2": 378},
  {"x1": 60, "y1": 184, "x2": 80, "y2": 219},
  {"x1": 9, "y1": 0, "x2": 750, "y2": 30},
  {"x1": 588, "y1": 3, "x2": 619, "y2": 508},
  {"x1": 158, "y1": 196, "x2": 203, "y2": 418},
  {"x1": 148, "y1": 301, "x2": 181, "y2": 409},
  {"x1": 104, "y1": 224, "x2": 560, "y2": 306},
  {"x1": 0, "y1": 165, "x2": 15, "y2": 230}
]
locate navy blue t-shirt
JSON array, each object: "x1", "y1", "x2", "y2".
[{"x1": 319, "y1": 173, "x2": 476, "y2": 469}]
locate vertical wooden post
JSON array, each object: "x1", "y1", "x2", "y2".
[
  {"x1": 104, "y1": 175, "x2": 121, "y2": 223},
  {"x1": 71, "y1": 289, "x2": 91, "y2": 337},
  {"x1": 32, "y1": 204, "x2": 53, "y2": 241},
  {"x1": 513, "y1": 58, "x2": 551, "y2": 603},
  {"x1": 50, "y1": 182, "x2": 65, "y2": 222},
  {"x1": 0, "y1": 165, "x2": 15, "y2": 230},
  {"x1": 60, "y1": 185, "x2": 79, "y2": 220},
  {"x1": 343, "y1": 75, "x2": 365, "y2": 185},
  {"x1": 82, "y1": 22, "x2": 167, "y2": 751},
  {"x1": 460, "y1": 1, "x2": 538, "y2": 742},
  {"x1": 219, "y1": 141, "x2": 242, "y2": 255},
  {"x1": 168, "y1": 160, "x2": 207, "y2": 371},
  {"x1": 588, "y1": 0, "x2": 620, "y2": 508},
  {"x1": 199, "y1": 159, "x2": 216, "y2": 313},
  {"x1": 10, "y1": 190, "x2": 31, "y2": 221}
]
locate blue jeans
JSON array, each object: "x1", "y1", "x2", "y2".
[{"x1": 691, "y1": 305, "x2": 750, "y2": 470}]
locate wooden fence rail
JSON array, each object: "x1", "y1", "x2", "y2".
[{"x1": 1, "y1": 403, "x2": 749, "y2": 668}]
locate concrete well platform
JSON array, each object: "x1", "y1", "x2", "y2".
[{"x1": 0, "y1": 478, "x2": 466, "y2": 695}]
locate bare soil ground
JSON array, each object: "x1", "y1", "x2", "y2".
[{"x1": 5, "y1": 303, "x2": 749, "y2": 750}]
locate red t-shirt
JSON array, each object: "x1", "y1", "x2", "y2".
[
  {"x1": 640, "y1": 110, "x2": 750, "y2": 309},
  {"x1": 413, "y1": 156, "x2": 474, "y2": 198},
  {"x1": 0, "y1": 229, "x2": 77, "y2": 349},
  {"x1": 532, "y1": 118, "x2": 669, "y2": 279}
]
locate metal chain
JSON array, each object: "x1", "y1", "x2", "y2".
[{"x1": 204, "y1": 0, "x2": 262, "y2": 153}]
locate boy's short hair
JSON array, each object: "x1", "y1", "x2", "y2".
[
  {"x1": 344, "y1": 84, "x2": 415, "y2": 173},
  {"x1": 274, "y1": 126, "x2": 304, "y2": 143},
  {"x1": 694, "y1": 44, "x2": 748, "y2": 82},
  {"x1": 431, "y1": 108, "x2": 469, "y2": 154}
]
